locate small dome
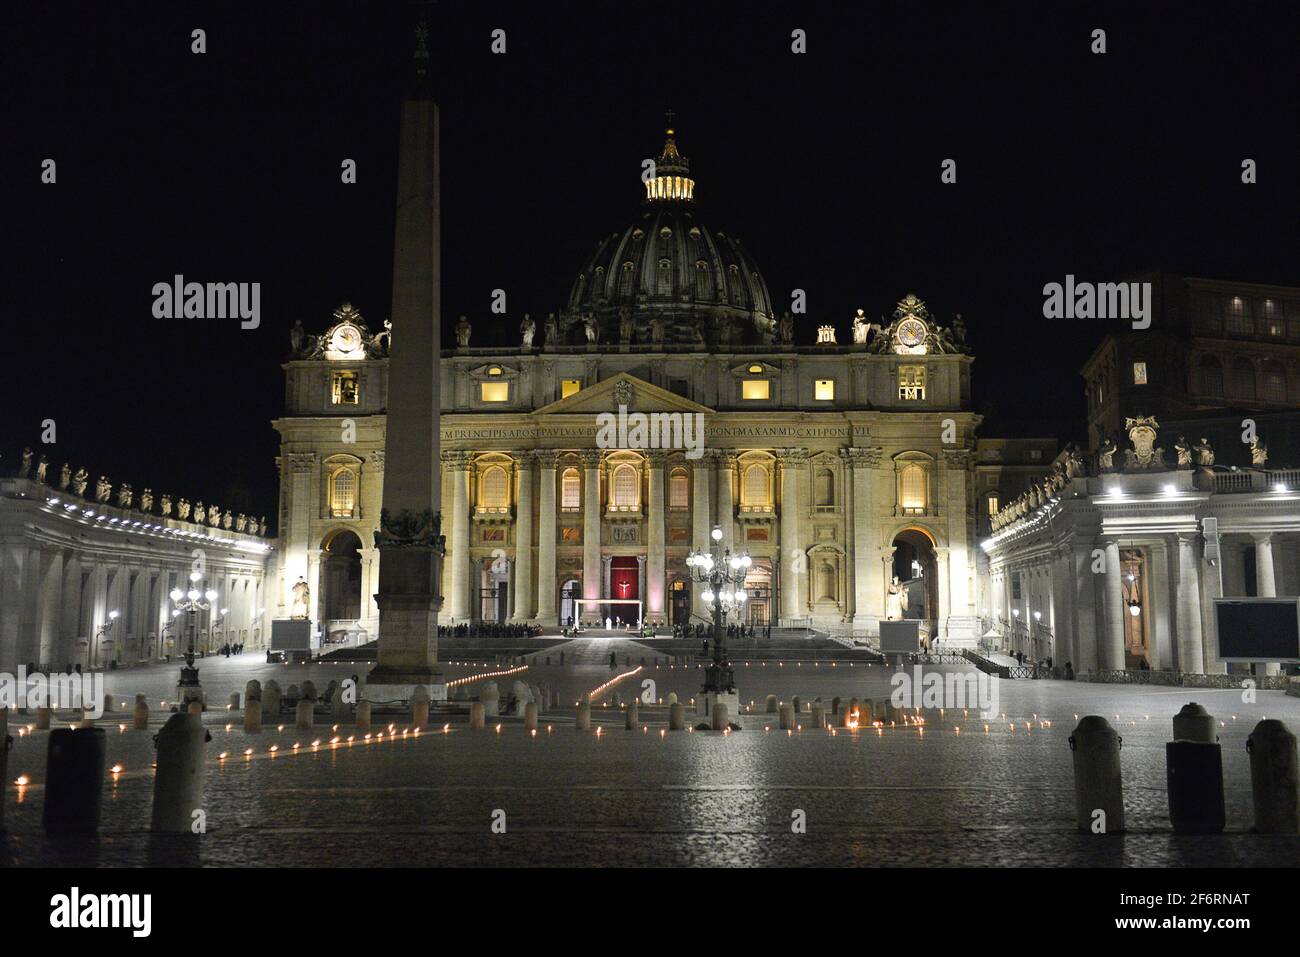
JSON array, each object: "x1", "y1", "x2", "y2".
[{"x1": 563, "y1": 124, "x2": 776, "y2": 347}]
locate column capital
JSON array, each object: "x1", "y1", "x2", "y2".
[
  {"x1": 644, "y1": 450, "x2": 669, "y2": 469},
  {"x1": 939, "y1": 447, "x2": 974, "y2": 468},
  {"x1": 579, "y1": 449, "x2": 603, "y2": 468},
  {"x1": 513, "y1": 450, "x2": 535, "y2": 468},
  {"x1": 287, "y1": 452, "x2": 319, "y2": 474},
  {"x1": 845, "y1": 446, "x2": 883, "y2": 469},
  {"x1": 367, "y1": 450, "x2": 386, "y2": 472},
  {"x1": 534, "y1": 450, "x2": 560, "y2": 469},
  {"x1": 1177, "y1": 531, "x2": 1200, "y2": 546},
  {"x1": 1251, "y1": 531, "x2": 1274, "y2": 546},
  {"x1": 777, "y1": 448, "x2": 809, "y2": 466},
  {"x1": 715, "y1": 449, "x2": 739, "y2": 470},
  {"x1": 441, "y1": 450, "x2": 474, "y2": 471}
]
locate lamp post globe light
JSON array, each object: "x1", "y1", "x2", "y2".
[
  {"x1": 169, "y1": 571, "x2": 218, "y2": 707},
  {"x1": 91, "y1": 609, "x2": 119, "y2": 669},
  {"x1": 686, "y1": 524, "x2": 751, "y2": 725}
]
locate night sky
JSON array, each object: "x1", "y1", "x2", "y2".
[{"x1": 5, "y1": 1, "x2": 1298, "y2": 530}]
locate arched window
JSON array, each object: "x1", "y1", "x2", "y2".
[
  {"x1": 669, "y1": 468, "x2": 689, "y2": 509},
  {"x1": 561, "y1": 468, "x2": 581, "y2": 511},
  {"x1": 814, "y1": 467, "x2": 835, "y2": 507},
  {"x1": 900, "y1": 463, "x2": 927, "y2": 514},
  {"x1": 612, "y1": 463, "x2": 640, "y2": 509},
  {"x1": 1262, "y1": 360, "x2": 1288, "y2": 403},
  {"x1": 481, "y1": 466, "x2": 508, "y2": 509},
  {"x1": 1229, "y1": 358, "x2": 1256, "y2": 399},
  {"x1": 329, "y1": 468, "x2": 357, "y2": 518},
  {"x1": 1198, "y1": 355, "x2": 1223, "y2": 396},
  {"x1": 743, "y1": 464, "x2": 770, "y2": 507}
]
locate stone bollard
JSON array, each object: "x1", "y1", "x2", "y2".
[
  {"x1": 0, "y1": 707, "x2": 9, "y2": 830},
  {"x1": 133, "y1": 694, "x2": 150, "y2": 730},
  {"x1": 667, "y1": 692, "x2": 678, "y2": 706},
  {"x1": 1166, "y1": 740, "x2": 1225, "y2": 833},
  {"x1": 1069, "y1": 716, "x2": 1125, "y2": 833},
  {"x1": 243, "y1": 698, "x2": 262, "y2": 732},
  {"x1": 42, "y1": 727, "x2": 106, "y2": 834},
  {"x1": 524, "y1": 701, "x2": 538, "y2": 732},
  {"x1": 711, "y1": 703, "x2": 729, "y2": 731},
  {"x1": 576, "y1": 700, "x2": 591, "y2": 731},
  {"x1": 778, "y1": 703, "x2": 794, "y2": 730},
  {"x1": 295, "y1": 699, "x2": 314, "y2": 731},
  {"x1": 187, "y1": 700, "x2": 203, "y2": 718},
  {"x1": 1173, "y1": 702, "x2": 1217, "y2": 743},
  {"x1": 35, "y1": 706, "x2": 51, "y2": 730},
  {"x1": 859, "y1": 699, "x2": 875, "y2": 726},
  {"x1": 229, "y1": 692, "x2": 241, "y2": 710},
  {"x1": 301, "y1": 680, "x2": 317, "y2": 702},
  {"x1": 831, "y1": 696, "x2": 840, "y2": 716},
  {"x1": 356, "y1": 700, "x2": 372, "y2": 732},
  {"x1": 410, "y1": 687, "x2": 430, "y2": 728},
  {"x1": 469, "y1": 702, "x2": 486, "y2": 730},
  {"x1": 811, "y1": 700, "x2": 825, "y2": 730},
  {"x1": 244, "y1": 679, "x2": 262, "y2": 704},
  {"x1": 792, "y1": 695, "x2": 801, "y2": 713},
  {"x1": 481, "y1": 683, "x2": 500, "y2": 718},
  {"x1": 80, "y1": 707, "x2": 96, "y2": 728},
  {"x1": 625, "y1": 700, "x2": 639, "y2": 730},
  {"x1": 1247, "y1": 719, "x2": 1299, "y2": 833},
  {"x1": 765, "y1": 694, "x2": 778, "y2": 713},
  {"x1": 843, "y1": 698, "x2": 860, "y2": 728},
  {"x1": 151, "y1": 712, "x2": 206, "y2": 833},
  {"x1": 669, "y1": 702, "x2": 686, "y2": 730},
  {"x1": 263, "y1": 681, "x2": 282, "y2": 720},
  {"x1": 102, "y1": 694, "x2": 114, "y2": 713}
]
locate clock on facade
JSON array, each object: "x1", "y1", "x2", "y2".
[
  {"x1": 894, "y1": 316, "x2": 928, "y2": 354},
  {"x1": 330, "y1": 323, "x2": 363, "y2": 355}
]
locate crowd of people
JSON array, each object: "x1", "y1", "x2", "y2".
[
  {"x1": 672, "y1": 621, "x2": 769, "y2": 642},
  {"x1": 437, "y1": 622, "x2": 543, "y2": 640}
]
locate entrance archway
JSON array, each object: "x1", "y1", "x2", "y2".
[
  {"x1": 322, "y1": 530, "x2": 362, "y2": 623},
  {"x1": 669, "y1": 578, "x2": 691, "y2": 626},
  {"x1": 610, "y1": 556, "x2": 639, "y2": 625},
  {"x1": 890, "y1": 527, "x2": 938, "y2": 621},
  {"x1": 559, "y1": 578, "x2": 581, "y2": 628}
]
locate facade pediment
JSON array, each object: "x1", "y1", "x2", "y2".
[{"x1": 533, "y1": 372, "x2": 713, "y2": 416}]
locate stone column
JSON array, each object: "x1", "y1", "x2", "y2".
[
  {"x1": 779, "y1": 449, "x2": 806, "y2": 623},
  {"x1": 636, "y1": 555, "x2": 646, "y2": 623},
  {"x1": 511, "y1": 452, "x2": 534, "y2": 621},
  {"x1": 645, "y1": 452, "x2": 666, "y2": 623},
  {"x1": 535, "y1": 452, "x2": 558, "y2": 623},
  {"x1": 602, "y1": 556, "x2": 612, "y2": 612},
  {"x1": 1176, "y1": 533, "x2": 1205, "y2": 674},
  {"x1": 1254, "y1": 533, "x2": 1279, "y2": 675},
  {"x1": 359, "y1": 547, "x2": 379, "y2": 630},
  {"x1": 715, "y1": 451, "x2": 736, "y2": 553},
  {"x1": 847, "y1": 447, "x2": 881, "y2": 631},
  {"x1": 285, "y1": 453, "x2": 318, "y2": 614},
  {"x1": 581, "y1": 451, "x2": 602, "y2": 622},
  {"x1": 1073, "y1": 542, "x2": 1099, "y2": 671},
  {"x1": 1102, "y1": 539, "x2": 1125, "y2": 670},
  {"x1": 1200, "y1": 520, "x2": 1226, "y2": 674},
  {"x1": 692, "y1": 455, "x2": 712, "y2": 620},
  {"x1": 444, "y1": 451, "x2": 473, "y2": 622},
  {"x1": 935, "y1": 547, "x2": 950, "y2": 628}
]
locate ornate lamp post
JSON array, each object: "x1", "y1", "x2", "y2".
[
  {"x1": 92, "y1": 610, "x2": 119, "y2": 669},
  {"x1": 686, "y1": 524, "x2": 751, "y2": 722},
  {"x1": 169, "y1": 572, "x2": 218, "y2": 706}
]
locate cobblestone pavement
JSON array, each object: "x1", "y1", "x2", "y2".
[{"x1": 2, "y1": 648, "x2": 1297, "y2": 867}]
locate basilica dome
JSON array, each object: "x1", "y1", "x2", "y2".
[{"x1": 562, "y1": 126, "x2": 776, "y2": 347}]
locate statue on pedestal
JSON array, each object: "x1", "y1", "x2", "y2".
[
  {"x1": 544, "y1": 313, "x2": 558, "y2": 347},
  {"x1": 72, "y1": 468, "x2": 88, "y2": 496},
  {"x1": 851, "y1": 308, "x2": 871, "y2": 344},
  {"x1": 455, "y1": 315, "x2": 472, "y2": 347},
  {"x1": 290, "y1": 320, "x2": 306, "y2": 355},
  {"x1": 291, "y1": 578, "x2": 311, "y2": 619},
  {"x1": 1249, "y1": 437, "x2": 1268, "y2": 466},
  {"x1": 140, "y1": 488, "x2": 154, "y2": 512},
  {"x1": 778, "y1": 311, "x2": 794, "y2": 344},
  {"x1": 1174, "y1": 435, "x2": 1192, "y2": 468},
  {"x1": 583, "y1": 312, "x2": 599, "y2": 345},
  {"x1": 161, "y1": 494, "x2": 173, "y2": 517},
  {"x1": 236, "y1": 513, "x2": 247, "y2": 532},
  {"x1": 118, "y1": 484, "x2": 133, "y2": 508},
  {"x1": 258, "y1": 516, "x2": 267, "y2": 537},
  {"x1": 1098, "y1": 437, "x2": 1117, "y2": 472},
  {"x1": 222, "y1": 511, "x2": 233, "y2": 530},
  {"x1": 20, "y1": 447, "x2": 32, "y2": 477},
  {"x1": 177, "y1": 498, "x2": 191, "y2": 521},
  {"x1": 520, "y1": 313, "x2": 535, "y2": 349},
  {"x1": 95, "y1": 476, "x2": 112, "y2": 503},
  {"x1": 1193, "y1": 437, "x2": 1215, "y2": 467},
  {"x1": 209, "y1": 505, "x2": 222, "y2": 527},
  {"x1": 886, "y1": 576, "x2": 909, "y2": 621},
  {"x1": 193, "y1": 502, "x2": 206, "y2": 525},
  {"x1": 35, "y1": 456, "x2": 48, "y2": 484},
  {"x1": 59, "y1": 463, "x2": 71, "y2": 490},
  {"x1": 618, "y1": 306, "x2": 634, "y2": 344}
]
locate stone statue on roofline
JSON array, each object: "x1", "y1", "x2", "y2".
[
  {"x1": 851, "y1": 308, "x2": 871, "y2": 345},
  {"x1": 618, "y1": 306, "x2": 634, "y2": 344},
  {"x1": 1097, "y1": 437, "x2": 1117, "y2": 472},
  {"x1": 455, "y1": 315, "x2": 472, "y2": 347},
  {"x1": 59, "y1": 463, "x2": 71, "y2": 490},
  {"x1": 583, "y1": 312, "x2": 599, "y2": 345},
  {"x1": 1249, "y1": 437, "x2": 1268, "y2": 466},
  {"x1": 35, "y1": 456, "x2": 47, "y2": 484},
  {"x1": 141, "y1": 488, "x2": 154, "y2": 512},
  {"x1": 20, "y1": 447, "x2": 32, "y2": 477},
  {"x1": 520, "y1": 313, "x2": 535, "y2": 349},
  {"x1": 95, "y1": 475, "x2": 112, "y2": 503},
  {"x1": 73, "y1": 468, "x2": 89, "y2": 496},
  {"x1": 1192, "y1": 436, "x2": 1215, "y2": 467},
  {"x1": 778, "y1": 311, "x2": 794, "y2": 344},
  {"x1": 161, "y1": 494, "x2": 173, "y2": 517},
  {"x1": 118, "y1": 483, "x2": 133, "y2": 508},
  {"x1": 1174, "y1": 435, "x2": 1192, "y2": 468}
]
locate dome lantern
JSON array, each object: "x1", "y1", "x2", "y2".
[{"x1": 645, "y1": 111, "x2": 695, "y2": 203}]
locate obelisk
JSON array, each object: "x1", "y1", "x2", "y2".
[{"x1": 366, "y1": 15, "x2": 444, "y2": 700}]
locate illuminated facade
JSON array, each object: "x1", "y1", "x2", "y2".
[{"x1": 272, "y1": 129, "x2": 989, "y2": 645}]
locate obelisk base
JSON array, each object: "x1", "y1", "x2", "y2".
[{"x1": 365, "y1": 546, "x2": 445, "y2": 704}]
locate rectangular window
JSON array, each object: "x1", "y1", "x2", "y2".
[
  {"x1": 745, "y1": 527, "x2": 769, "y2": 542},
  {"x1": 561, "y1": 379, "x2": 581, "y2": 398},
  {"x1": 898, "y1": 365, "x2": 925, "y2": 400},
  {"x1": 331, "y1": 370, "x2": 359, "y2": 405},
  {"x1": 561, "y1": 527, "x2": 581, "y2": 544},
  {"x1": 742, "y1": 379, "x2": 770, "y2": 400},
  {"x1": 1133, "y1": 361, "x2": 1148, "y2": 385},
  {"x1": 480, "y1": 381, "x2": 509, "y2": 403},
  {"x1": 814, "y1": 379, "x2": 835, "y2": 400},
  {"x1": 1012, "y1": 574, "x2": 1022, "y2": 600},
  {"x1": 987, "y1": 494, "x2": 999, "y2": 515}
]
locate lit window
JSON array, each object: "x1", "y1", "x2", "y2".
[
  {"x1": 742, "y1": 379, "x2": 770, "y2": 400},
  {"x1": 481, "y1": 381, "x2": 509, "y2": 403},
  {"x1": 987, "y1": 494, "x2": 999, "y2": 515},
  {"x1": 669, "y1": 468, "x2": 689, "y2": 509},
  {"x1": 814, "y1": 379, "x2": 835, "y2": 400},
  {"x1": 898, "y1": 365, "x2": 925, "y2": 400},
  {"x1": 742, "y1": 465, "x2": 770, "y2": 507},
  {"x1": 561, "y1": 379, "x2": 581, "y2": 398},
  {"x1": 481, "y1": 466, "x2": 508, "y2": 509},
  {"x1": 561, "y1": 468, "x2": 581, "y2": 511},
  {"x1": 747, "y1": 364, "x2": 764, "y2": 374},
  {"x1": 612, "y1": 464, "x2": 640, "y2": 509},
  {"x1": 900, "y1": 463, "x2": 927, "y2": 514},
  {"x1": 331, "y1": 371, "x2": 359, "y2": 405},
  {"x1": 1133, "y1": 362, "x2": 1147, "y2": 385},
  {"x1": 330, "y1": 468, "x2": 356, "y2": 517}
]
